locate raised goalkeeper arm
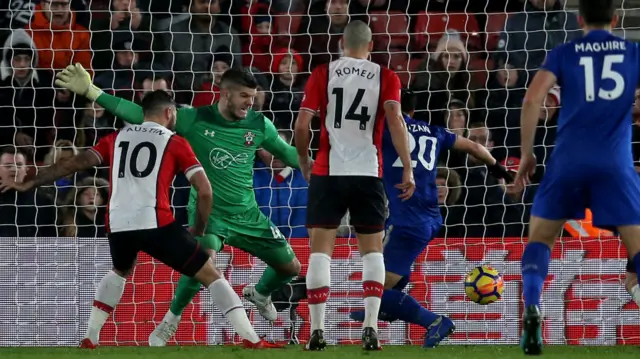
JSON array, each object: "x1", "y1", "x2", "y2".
[
  {"x1": 261, "y1": 117, "x2": 300, "y2": 169},
  {"x1": 55, "y1": 63, "x2": 198, "y2": 134}
]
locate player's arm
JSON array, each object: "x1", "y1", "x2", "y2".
[
  {"x1": 295, "y1": 65, "x2": 326, "y2": 165},
  {"x1": 452, "y1": 135, "x2": 512, "y2": 181},
  {"x1": 382, "y1": 71, "x2": 412, "y2": 173},
  {"x1": 170, "y1": 136, "x2": 211, "y2": 235},
  {"x1": 0, "y1": 148, "x2": 102, "y2": 193},
  {"x1": 262, "y1": 118, "x2": 300, "y2": 168},
  {"x1": 54, "y1": 63, "x2": 198, "y2": 134}
]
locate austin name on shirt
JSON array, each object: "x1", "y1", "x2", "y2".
[
  {"x1": 125, "y1": 126, "x2": 166, "y2": 136},
  {"x1": 334, "y1": 66, "x2": 376, "y2": 80},
  {"x1": 575, "y1": 41, "x2": 626, "y2": 53}
]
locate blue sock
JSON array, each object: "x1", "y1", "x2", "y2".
[
  {"x1": 521, "y1": 242, "x2": 551, "y2": 307},
  {"x1": 379, "y1": 289, "x2": 439, "y2": 328}
]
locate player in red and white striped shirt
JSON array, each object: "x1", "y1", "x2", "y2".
[
  {"x1": 0, "y1": 90, "x2": 275, "y2": 349},
  {"x1": 295, "y1": 20, "x2": 415, "y2": 351}
]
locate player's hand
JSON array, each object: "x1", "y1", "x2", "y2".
[
  {"x1": 515, "y1": 153, "x2": 537, "y2": 190},
  {"x1": 488, "y1": 163, "x2": 514, "y2": 183},
  {"x1": 395, "y1": 168, "x2": 415, "y2": 201},
  {"x1": 299, "y1": 156, "x2": 313, "y2": 182},
  {"x1": 0, "y1": 178, "x2": 33, "y2": 193},
  {"x1": 55, "y1": 63, "x2": 102, "y2": 101},
  {"x1": 188, "y1": 226, "x2": 205, "y2": 237}
]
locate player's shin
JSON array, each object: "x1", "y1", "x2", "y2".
[
  {"x1": 306, "y1": 253, "x2": 331, "y2": 331},
  {"x1": 378, "y1": 289, "x2": 438, "y2": 328},
  {"x1": 521, "y1": 242, "x2": 551, "y2": 307},
  {"x1": 255, "y1": 266, "x2": 295, "y2": 298},
  {"x1": 362, "y1": 252, "x2": 385, "y2": 331},
  {"x1": 86, "y1": 270, "x2": 127, "y2": 344},
  {"x1": 208, "y1": 278, "x2": 261, "y2": 343},
  {"x1": 169, "y1": 275, "x2": 202, "y2": 318}
]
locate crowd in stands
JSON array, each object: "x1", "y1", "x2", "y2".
[{"x1": 0, "y1": 0, "x2": 632, "y2": 239}]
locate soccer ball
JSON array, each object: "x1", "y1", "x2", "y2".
[{"x1": 464, "y1": 265, "x2": 504, "y2": 305}]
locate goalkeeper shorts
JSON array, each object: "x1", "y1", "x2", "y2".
[{"x1": 108, "y1": 221, "x2": 209, "y2": 277}]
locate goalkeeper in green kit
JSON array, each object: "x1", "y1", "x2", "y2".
[{"x1": 55, "y1": 64, "x2": 304, "y2": 346}]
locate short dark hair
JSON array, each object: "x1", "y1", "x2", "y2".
[
  {"x1": 0, "y1": 146, "x2": 26, "y2": 159},
  {"x1": 579, "y1": 0, "x2": 615, "y2": 26},
  {"x1": 220, "y1": 69, "x2": 258, "y2": 90},
  {"x1": 401, "y1": 89, "x2": 416, "y2": 114},
  {"x1": 141, "y1": 90, "x2": 175, "y2": 116}
]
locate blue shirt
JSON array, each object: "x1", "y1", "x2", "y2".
[
  {"x1": 542, "y1": 30, "x2": 640, "y2": 170},
  {"x1": 382, "y1": 115, "x2": 456, "y2": 226}
]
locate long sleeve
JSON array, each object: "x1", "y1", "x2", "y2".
[
  {"x1": 96, "y1": 92, "x2": 145, "y2": 125},
  {"x1": 261, "y1": 117, "x2": 300, "y2": 168}
]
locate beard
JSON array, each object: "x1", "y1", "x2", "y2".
[{"x1": 226, "y1": 102, "x2": 245, "y2": 121}]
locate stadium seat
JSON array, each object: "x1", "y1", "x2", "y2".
[
  {"x1": 414, "y1": 12, "x2": 481, "y2": 51},
  {"x1": 368, "y1": 11, "x2": 410, "y2": 51},
  {"x1": 387, "y1": 52, "x2": 410, "y2": 87},
  {"x1": 485, "y1": 13, "x2": 510, "y2": 52}
]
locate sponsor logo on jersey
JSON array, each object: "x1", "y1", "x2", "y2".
[
  {"x1": 244, "y1": 131, "x2": 255, "y2": 146},
  {"x1": 209, "y1": 148, "x2": 249, "y2": 169},
  {"x1": 204, "y1": 129, "x2": 215, "y2": 137}
]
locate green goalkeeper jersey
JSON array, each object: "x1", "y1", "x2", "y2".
[{"x1": 95, "y1": 93, "x2": 300, "y2": 215}]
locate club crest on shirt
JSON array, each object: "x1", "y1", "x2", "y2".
[{"x1": 244, "y1": 131, "x2": 255, "y2": 146}]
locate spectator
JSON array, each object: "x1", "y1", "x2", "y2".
[
  {"x1": 192, "y1": 47, "x2": 233, "y2": 107},
  {"x1": 254, "y1": 131, "x2": 308, "y2": 239},
  {"x1": 504, "y1": 86, "x2": 559, "y2": 182},
  {"x1": 435, "y1": 167, "x2": 466, "y2": 238},
  {"x1": 494, "y1": 0, "x2": 580, "y2": 88},
  {"x1": 439, "y1": 99, "x2": 469, "y2": 171},
  {"x1": 25, "y1": 0, "x2": 92, "y2": 75},
  {"x1": 134, "y1": 72, "x2": 172, "y2": 104},
  {"x1": 0, "y1": 0, "x2": 89, "y2": 43},
  {"x1": 452, "y1": 123, "x2": 525, "y2": 238},
  {"x1": 411, "y1": 30, "x2": 474, "y2": 125},
  {"x1": 242, "y1": 7, "x2": 274, "y2": 72},
  {"x1": 498, "y1": 157, "x2": 536, "y2": 222},
  {"x1": 158, "y1": 0, "x2": 242, "y2": 100},
  {"x1": 40, "y1": 139, "x2": 83, "y2": 201},
  {"x1": 59, "y1": 177, "x2": 108, "y2": 238},
  {"x1": 94, "y1": 34, "x2": 144, "y2": 92},
  {"x1": 267, "y1": 50, "x2": 305, "y2": 130},
  {"x1": 75, "y1": 101, "x2": 115, "y2": 148},
  {"x1": 0, "y1": 146, "x2": 57, "y2": 237},
  {"x1": 294, "y1": 0, "x2": 348, "y2": 72},
  {"x1": 90, "y1": 0, "x2": 147, "y2": 72},
  {"x1": 0, "y1": 28, "x2": 55, "y2": 160}
]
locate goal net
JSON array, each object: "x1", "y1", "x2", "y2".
[{"x1": 0, "y1": 0, "x2": 638, "y2": 347}]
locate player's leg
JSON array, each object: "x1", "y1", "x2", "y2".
[
  {"x1": 81, "y1": 231, "x2": 139, "y2": 348},
  {"x1": 149, "y1": 228, "x2": 223, "y2": 346},
  {"x1": 304, "y1": 175, "x2": 348, "y2": 351},
  {"x1": 521, "y1": 175, "x2": 583, "y2": 355},
  {"x1": 349, "y1": 176, "x2": 388, "y2": 350},
  {"x1": 623, "y1": 259, "x2": 640, "y2": 306},
  {"x1": 591, "y1": 170, "x2": 640, "y2": 307},
  {"x1": 142, "y1": 222, "x2": 279, "y2": 349},
  {"x1": 223, "y1": 208, "x2": 301, "y2": 321},
  {"x1": 350, "y1": 223, "x2": 454, "y2": 348}
]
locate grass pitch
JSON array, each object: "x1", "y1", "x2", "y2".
[{"x1": 2, "y1": 345, "x2": 640, "y2": 359}]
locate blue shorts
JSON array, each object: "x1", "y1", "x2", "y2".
[
  {"x1": 532, "y1": 165, "x2": 640, "y2": 228},
  {"x1": 383, "y1": 221, "x2": 441, "y2": 277}
]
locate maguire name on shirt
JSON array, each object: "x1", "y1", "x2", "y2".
[{"x1": 575, "y1": 41, "x2": 626, "y2": 53}]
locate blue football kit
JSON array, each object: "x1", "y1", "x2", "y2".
[
  {"x1": 521, "y1": 30, "x2": 640, "y2": 354},
  {"x1": 350, "y1": 114, "x2": 457, "y2": 348},
  {"x1": 532, "y1": 30, "x2": 640, "y2": 227},
  {"x1": 381, "y1": 115, "x2": 456, "y2": 279}
]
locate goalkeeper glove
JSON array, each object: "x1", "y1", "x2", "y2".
[
  {"x1": 487, "y1": 163, "x2": 514, "y2": 183},
  {"x1": 54, "y1": 63, "x2": 102, "y2": 101}
]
